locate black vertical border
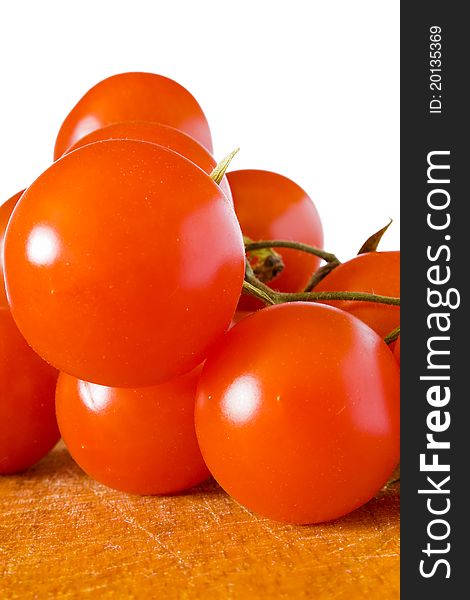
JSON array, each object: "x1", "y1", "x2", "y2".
[{"x1": 401, "y1": 2, "x2": 468, "y2": 597}]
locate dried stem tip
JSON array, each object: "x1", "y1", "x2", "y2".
[{"x1": 210, "y1": 147, "x2": 240, "y2": 185}]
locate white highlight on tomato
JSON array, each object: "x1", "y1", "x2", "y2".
[
  {"x1": 78, "y1": 381, "x2": 112, "y2": 413},
  {"x1": 26, "y1": 225, "x2": 61, "y2": 266},
  {"x1": 221, "y1": 375, "x2": 261, "y2": 425}
]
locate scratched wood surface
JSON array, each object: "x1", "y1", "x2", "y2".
[{"x1": 0, "y1": 442, "x2": 399, "y2": 599}]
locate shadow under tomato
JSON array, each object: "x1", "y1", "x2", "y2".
[{"x1": 0, "y1": 441, "x2": 74, "y2": 481}]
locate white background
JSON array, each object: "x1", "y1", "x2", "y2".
[{"x1": 0, "y1": 1, "x2": 399, "y2": 260}]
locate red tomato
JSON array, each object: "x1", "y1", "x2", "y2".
[
  {"x1": 195, "y1": 302, "x2": 400, "y2": 524},
  {"x1": 0, "y1": 308, "x2": 59, "y2": 474},
  {"x1": 65, "y1": 121, "x2": 231, "y2": 203},
  {"x1": 0, "y1": 191, "x2": 24, "y2": 308},
  {"x1": 314, "y1": 251, "x2": 400, "y2": 338},
  {"x1": 56, "y1": 367, "x2": 209, "y2": 495},
  {"x1": 54, "y1": 72, "x2": 213, "y2": 159},
  {"x1": 227, "y1": 170, "x2": 323, "y2": 309},
  {"x1": 393, "y1": 336, "x2": 400, "y2": 365},
  {"x1": 4, "y1": 140, "x2": 244, "y2": 387}
]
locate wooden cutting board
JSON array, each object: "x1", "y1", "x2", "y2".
[{"x1": 0, "y1": 443, "x2": 399, "y2": 599}]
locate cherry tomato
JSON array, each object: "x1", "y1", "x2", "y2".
[
  {"x1": 314, "y1": 251, "x2": 400, "y2": 338},
  {"x1": 0, "y1": 191, "x2": 24, "y2": 308},
  {"x1": 227, "y1": 170, "x2": 323, "y2": 309},
  {"x1": 393, "y1": 335, "x2": 400, "y2": 365},
  {"x1": 54, "y1": 72, "x2": 213, "y2": 159},
  {"x1": 65, "y1": 121, "x2": 231, "y2": 203},
  {"x1": 195, "y1": 302, "x2": 400, "y2": 524},
  {"x1": 4, "y1": 140, "x2": 244, "y2": 387},
  {"x1": 1, "y1": 308, "x2": 59, "y2": 474},
  {"x1": 56, "y1": 367, "x2": 209, "y2": 495}
]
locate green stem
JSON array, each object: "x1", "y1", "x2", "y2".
[
  {"x1": 304, "y1": 260, "x2": 341, "y2": 291},
  {"x1": 244, "y1": 239, "x2": 338, "y2": 265},
  {"x1": 241, "y1": 242, "x2": 400, "y2": 308},
  {"x1": 243, "y1": 239, "x2": 341, "y2": 291},
  {"x1": 241, "y1": 264, "x2": 400, "y2": 308},
  {"x1": 384, "y1": 326, "x2": 401, "y2": 344},
  {"x1": 275, "y1": 290, "x2": 401, "y2": 306},
  {"x1": 242, "y1": 281, "x2": 276, "y2": 305},
  {"x1": 244, "y1": 261, "x2": 278, "y2": 300}
]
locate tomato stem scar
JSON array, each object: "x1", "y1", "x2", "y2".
[
  {"x1": 243, "y1": 238, "x2": 342, "y2": 291},
  {"x1": 243, "y1": 235, "x2": 285, "y2": 284}
]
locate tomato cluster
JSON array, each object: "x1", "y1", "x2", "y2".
[{"x1": 0, "y1": 72, "x2": 400, "y2": 524}]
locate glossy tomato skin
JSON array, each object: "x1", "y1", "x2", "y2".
[
  {"x1": 0, "y1": 309, "x2": 59, "y2": 474},
  {"x1": 65, "y1": 121, "x2": 232, "y2": 203},
  {"x1": 4, "y1": 140, "x2": 245, "y2": 387},
  {"x1": 56, "y1": 368, "x2": 209, "y2": 495},
  {"x1": 195, "y1": 302, "x2": 400, "y2": 524},
  {"x1": 0, "y1": 191, "x2": 24, "y2": 308},
  {"x1": 314, "y1": 251, "x2": 400, "y2": 338},
  {"x1": 227, "y1": 170, "x2": 323, "y2": 309},
  {"x1": 54, "y1": 72, "x2": 213, "y2": 158}
]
